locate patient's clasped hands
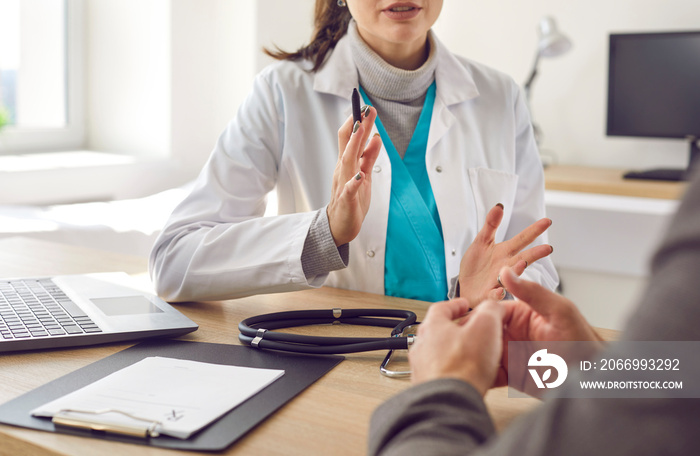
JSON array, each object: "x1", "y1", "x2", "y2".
[{"x1": 410, "y1": 267, "x2": 605, "y2": 396}]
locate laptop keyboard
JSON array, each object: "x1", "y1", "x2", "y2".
[{"x1": 0, "y1": 279, "x2": 102, "y2": 340}]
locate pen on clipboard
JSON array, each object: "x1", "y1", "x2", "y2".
[{"x1": 52, "y1": 409, "x2": 162, "y2": 438}]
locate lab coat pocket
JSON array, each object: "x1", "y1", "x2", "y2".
[{"x1": 467, "y1": 168, "x2": 518, "y2": 242}]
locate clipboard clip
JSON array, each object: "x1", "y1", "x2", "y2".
[{"x1": 52, "y1": 409, "x2": 162, "y2": 438}]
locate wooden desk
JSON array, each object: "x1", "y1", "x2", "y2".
[
  {"x1": 0, "y1": 238, "x2": 540, "y2": 456},
  {"x1": 544, "y1": 164, "x2": 686, "y2": 200}
]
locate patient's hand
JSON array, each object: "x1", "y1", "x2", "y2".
[
  {"x1": 494, "y1": 266, "x2": 606, "y2": 392},
  {"x1": 409, "y1": 298, "x2": 504, "y2": 396}
]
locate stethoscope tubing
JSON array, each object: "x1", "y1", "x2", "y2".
[
  {"x1": 237, "y1": 336, "x2": 410, "y2": 354},
  {"x1": 238, "y1": 308, "x2": 417, "y2": 355}
]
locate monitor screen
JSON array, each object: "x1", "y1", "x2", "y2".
[{"x1": 606, "y1": 31, "x2": 700, "y2": 139}]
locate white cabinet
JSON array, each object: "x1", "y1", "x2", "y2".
[{"x1": 543, "y1": 167, "x2": 682, "y2": 330}]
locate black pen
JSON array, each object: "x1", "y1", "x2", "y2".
[{"x1": 352, "y1": 88, "x2": 362, "y2": 124}]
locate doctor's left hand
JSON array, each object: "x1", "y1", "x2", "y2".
[
  {"x1": 327, "y1": 107, "x2": 382, "y2": 246},
  {"x1": 457, "y1": 203, "x2": 553, "y2": 306}
]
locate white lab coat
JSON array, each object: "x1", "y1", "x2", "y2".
[{"x1": 149, "y1": 31, "x2": 559, "y2": 302}]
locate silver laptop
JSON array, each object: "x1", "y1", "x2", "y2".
[{"x1": 0, "y1": 272, "x2": 198, "y2": 353}]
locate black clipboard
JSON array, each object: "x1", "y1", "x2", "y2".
[{"x1": 0, "y1": 340, "x2": 343, "y2": 451}]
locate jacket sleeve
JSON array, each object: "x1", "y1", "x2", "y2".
[
  {"x1": 149, "y1": 72, "x2": 329, "y2": 302},
  {"x1": 368, "y1": 379, "x2": 496, "y2": 456},
  {"x1": 370, "y1": 374, "x2": 699, "y2": 456}
]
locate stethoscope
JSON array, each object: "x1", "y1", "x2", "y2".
[{"x1": 238, "y1": 308, "x2": 419, "y2": 378}]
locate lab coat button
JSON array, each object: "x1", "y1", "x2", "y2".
[
  {"x1": 451, "y1": 249, "x2": 456, "y2": 256},
  {"x1": 366, "y1": 250, "x2": 375, "y2": 258},
  {"x1": 435, "y1": 165, "x2": 443, "y2": 173},
  {"x1": 373, "y1": 165, "x2": 381, "y2": 173}
]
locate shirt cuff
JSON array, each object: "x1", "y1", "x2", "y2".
[{"x1": 301, "y1": 207, "x2": 349, "y2": 280}]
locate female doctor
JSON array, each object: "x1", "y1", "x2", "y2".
[{"x1": 149, "y1": 0, "x2": 559, "y2": 304}]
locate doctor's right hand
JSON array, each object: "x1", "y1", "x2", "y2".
[{"x1": 327, "y1": 107, "x2": 382, "y2": 246}]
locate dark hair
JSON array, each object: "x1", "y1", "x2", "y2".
[{"x1": 263, "y1": 0, "x2": 353, "y2": 72}]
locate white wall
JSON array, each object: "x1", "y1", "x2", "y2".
[
  {"x1": 254, "y1": 0, "x2": 315, "y2": 73},
  {"x1": 433, "y1": 0, "x2": 700, "y2": 171},
  {"x1": 169, "y1": 0, "x2": 258, "y2": 177},
  {"x1": 85, "y1": 0, "x2": 170, "y2": 160},
  {"x1": 84, "y1": 0, "x2": 259, "y2": 194}
]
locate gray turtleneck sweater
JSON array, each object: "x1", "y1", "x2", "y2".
[
  {"x1": 349, "y1": 21, "x2": 437, "y2": 157},
  {"x1": 301, "y1": 22, "x2": 438, "y2": 280}
]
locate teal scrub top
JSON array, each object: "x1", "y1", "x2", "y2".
[{"x1": 359, "y1": 83, "x2": 447, "y2": 302}]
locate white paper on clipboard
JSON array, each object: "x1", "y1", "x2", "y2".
[{"x1": 31, "y1": 356, "x2": 285, "y2": 439}]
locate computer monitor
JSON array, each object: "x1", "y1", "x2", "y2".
[{"x1": 606, "y1": 31, "x2": 700, "y2": 181}]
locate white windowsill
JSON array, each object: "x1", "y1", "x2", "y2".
[
  {"x1": 0, "y1": 151, "x2": 137, "y2": 172},
  {"x1": 0, "y1": 151, "x2": 186, "y2": 205}
]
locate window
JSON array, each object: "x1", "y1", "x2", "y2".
[{"x1": 0, "y1": 0, "x2": 84, "y2": 154}]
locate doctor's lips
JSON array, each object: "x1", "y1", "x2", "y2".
[{"x1": 382, "y1": 3, "x2": 422, "y2": 19}]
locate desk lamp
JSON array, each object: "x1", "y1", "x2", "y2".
[{"x1": 523, "y1": 16, "x2": 572, "y2": 145}]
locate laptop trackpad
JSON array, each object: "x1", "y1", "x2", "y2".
[{"x1": 90, "y1": 296, "x2": 164, "y2": 316}]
